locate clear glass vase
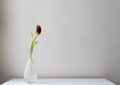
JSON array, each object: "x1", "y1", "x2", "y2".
[{"x1": 24, "y1": 58, "x2": 37, "y2": 83}]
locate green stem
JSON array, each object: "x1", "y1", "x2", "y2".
[
  {"x1": 29, "y1": 34, "x2": 38, "y2": 78},
  {"x1": 30, "y1": 34, "x2": 38, "y2": 62},
  {"x1": 33, "y1": 35, "x2": 38, "y2": 42}
]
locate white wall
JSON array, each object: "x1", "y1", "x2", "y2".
[{"x1": 0, "y1": 0, "x2": 120, "y2": 84}]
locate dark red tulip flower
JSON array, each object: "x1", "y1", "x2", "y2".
[{"x1": 36, "y1": 25, "x2": 41, "y2": 35}]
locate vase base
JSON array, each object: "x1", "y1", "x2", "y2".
[{"x1": 24, "y1": 78, "x2": 37, "y2": 83}]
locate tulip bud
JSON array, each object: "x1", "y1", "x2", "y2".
[{"x1": 36, "y1": 25, "x2": 41, "y2": 35}]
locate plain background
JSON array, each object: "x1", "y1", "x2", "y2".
[{"x1": 0, "y1": 0, "x2": 120, "y2": 84}]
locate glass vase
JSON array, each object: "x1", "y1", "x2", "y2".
[{"x1": 24, "y1": 58, "x2": 37, "y2": 83}]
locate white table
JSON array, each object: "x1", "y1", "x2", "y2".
[{"x1": 1, "y1": 78, "x2": 116, "y2": 85}]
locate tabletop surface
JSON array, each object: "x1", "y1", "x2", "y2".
[{"x1": 2, "y1": 78, "x2": 116, "y2": 85}]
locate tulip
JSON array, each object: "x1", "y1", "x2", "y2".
[
  {"x1": 36, "y1": 25, "x2": 41, "y2": 35},
  {"x1": 30, "y1": 25, "x2": 41, "y2": 61}
]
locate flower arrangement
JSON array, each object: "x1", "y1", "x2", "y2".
[
  {"x1": 24, "y1": 25, "x2": 41, "y2": 83},
  {"x1": 30, "y1": 25, "x2": 41, "y2": 62}
]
